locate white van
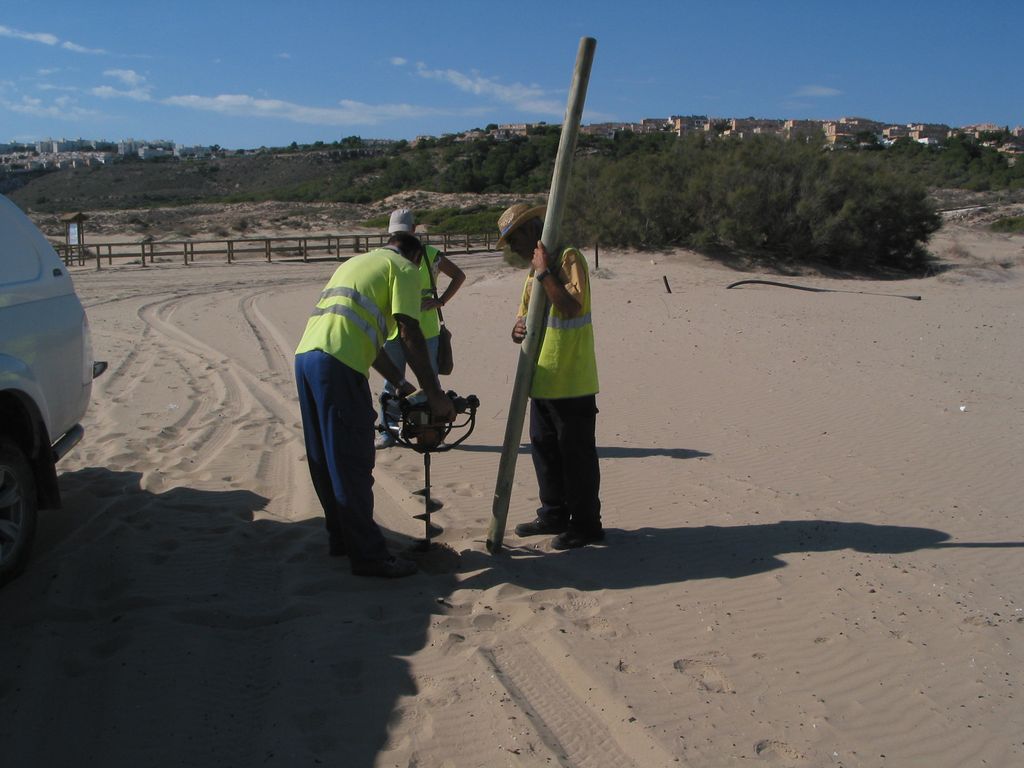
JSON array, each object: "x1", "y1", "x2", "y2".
[{"x1": 0, "y1": 193, "x2": 105, "y2": 585}]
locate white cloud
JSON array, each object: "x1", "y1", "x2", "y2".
[
  {"x1": 91, "y1": 85, "x2": 152, "y2": 101},
  {"x1": 104, "y1": 69, "x2": 146, "y2": 87},
  {"x1": 62, "y1": 41, "x2": 107, "y2": 54},
  {"x1": 91, "y1": 69, "x2": 151, "y2": 100},
  {"x1": 0, "y1": 25, "x2": 58, "y2": 45},
  {"x1": 415, "y1": 64, "x2": 563, "y2": 115},
  {"x1": 162, "y1": 93, "x2": 437, "y2": 126},
  {"x1": 0, "y1": 24, "x2": 107, "y2": 54},
  {"x1": 0, "y1": 94, "x2": 97, "y2": 119},
  {"x1": 792, "y1": 85, "x2": 842, "y2": 98},
  {"x1": 276, "y1": 52, "x2": 291, "y2": 60},
  {"x1": 391, "y1": 57, "x2": 407, "y2": 66}
]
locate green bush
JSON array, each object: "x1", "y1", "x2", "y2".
[
  {"x1": 10, "y1": 128, "x2": 1006, "y2": 274},
  {"x1": 363, "y1": 207, "x2": 505, "y2": 235},
  {"x1": 431, "y1": 208, "x2": 505, "y2": 234},
  {"x1": 562, "y1": 134, "x2": 941, "y2": 273},
  {"x1": 991, "y1": 216, "x2": 1024, "y2": 233}
]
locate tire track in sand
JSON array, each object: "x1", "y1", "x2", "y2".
[{"x1": 479, "y1": 636, "x2": 679, "y2": 768}]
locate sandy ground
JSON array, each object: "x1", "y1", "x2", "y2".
[{"x1": 2, "y1": 219, "x2": 1023, "y2": 767}]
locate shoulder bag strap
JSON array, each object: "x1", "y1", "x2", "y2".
[{"x1": 425, "y1": 249, "x2": 445, "y2": 325}]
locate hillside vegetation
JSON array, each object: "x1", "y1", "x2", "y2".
[{"x1": 7, "y1": 130, "x2": 1023, "y2": 274}]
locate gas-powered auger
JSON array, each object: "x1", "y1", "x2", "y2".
[{"x1": 379, "y1": 390, "x2": 479, "y2": 550}]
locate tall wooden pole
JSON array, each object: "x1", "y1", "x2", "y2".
[{"x1": 487, "y1": 36, "x2": 597, "y2": 553}]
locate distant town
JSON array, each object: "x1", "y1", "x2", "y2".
[{"x1": 3, "y1": 115, "x2": 1023, "y2": 175}]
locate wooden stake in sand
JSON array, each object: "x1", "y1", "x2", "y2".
[{"x1": 487, "y1": 36, "x2": 597, "y2": 554}]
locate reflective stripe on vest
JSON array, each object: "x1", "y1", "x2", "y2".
[
  {"x1": 530, "y1": 247, "x2": 599, "y2": 399},
  {"x1": 295, "y1": 247, "x2": 421, "y2": 377},
  {"x1": 547, "y1": 312, "x2": 592, "y2": 331},
  {"x1": 315, "y1": 285, "x2": 387, "y2": 343},
  {"x1": 310, "y1": 304, "x2": 383, "y2": 347}
]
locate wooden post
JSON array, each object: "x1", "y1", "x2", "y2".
[
  {"x1": 487, "y1": 36, "x2": 597, "y2": 553},
  {"x1": 594, "y1": 240, "x2": 599, "y2": 270},
  {"x1": 265, "y1": 239, "x2": 271, "y2": 262},
  {"x1": 227, "y1": 240, "x2": 234, "y2": 264}
]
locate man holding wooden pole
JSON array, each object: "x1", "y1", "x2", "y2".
[
  {"x1": 487, "y1": 36, "x2": 598, "y2": 552},
  {"x1": 500, "y1": 204, "x2": 603, "y2": 549}
]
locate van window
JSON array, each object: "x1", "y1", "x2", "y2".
[{"x1": 0, "y1": 211, "x2": 44, "y2": 287}]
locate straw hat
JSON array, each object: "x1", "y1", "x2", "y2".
[{"x1": 496, "y1": 203, "x2": 545, "y2": 247}]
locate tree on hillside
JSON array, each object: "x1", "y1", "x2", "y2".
[{"x1": 564, "y1": 134, "x2": 941, "y2": 273}]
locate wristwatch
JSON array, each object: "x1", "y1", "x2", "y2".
[{"x1": 535, "y1": 269, "x2": 550, "y2": 282}]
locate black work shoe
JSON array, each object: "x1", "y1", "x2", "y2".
[
  {"x1": 351, "y1": 556, "x2": 417, "y2": 578},
  {"x1": 551, "y1": 529, "x2": 605, "y2": 550},
  {"x1": 515, "y1": 517, "x2": 569, "y2": 537}
]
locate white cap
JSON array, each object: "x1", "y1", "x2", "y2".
[{"x1": 388, "y1": 208, "x2": 415, "y2": 234}]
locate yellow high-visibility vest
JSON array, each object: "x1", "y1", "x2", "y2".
[
  {"x1": 519, "y1": 247, "x2": 599, "y2": 399},
  {"x1": 296, "y1": 247, "x2": 420, "y2": 376},
  {"x1": 386, "y1": 245, "x2": 442, "y2": 342}
]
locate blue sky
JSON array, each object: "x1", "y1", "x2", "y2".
[{"x1": 1, "y1": 0, "x2": 1020, "y2": 149}]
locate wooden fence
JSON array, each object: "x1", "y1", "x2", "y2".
[{"x1": 53, "y1": 231, "x2": 501, "y2": 269}]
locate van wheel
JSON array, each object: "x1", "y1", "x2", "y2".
[{"x1": 0, "y1": 437, "x2": 37, "y2": 587}]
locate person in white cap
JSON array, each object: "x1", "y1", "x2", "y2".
[
  {"x1": 376, "y1": 208, "x2": 466, "y2": 448},
  {"x1": 294, "y1": 232, "x2": 455, "y2": 577}
]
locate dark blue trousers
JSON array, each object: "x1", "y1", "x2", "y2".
[
  {"x1": 530, "y1": 395, "x2": 602, "y2": 535},
  {"x1": 294, "y1": 350, "x2": 388, "y2": 565}
]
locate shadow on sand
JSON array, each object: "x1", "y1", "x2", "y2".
[
  {"x1": 456, "y1": 443, "x2": 712, "y2": 460},
  {"x1": 0, "y1": 468, "x2": 455, "y2": 768},
  {"x1": 458, "y1": 519, "x2": 1007, "y2": 592},
  {"x1": 3, "y1": 468, "x2": 1018, "y2": 766}
]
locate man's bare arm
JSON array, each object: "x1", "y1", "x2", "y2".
[
  {"x1": 397, "y1": 314, "x2": 455, "y2": 421},
  {"x1": 531, "y1": 242, "x2": 581, "y2": 317},
  {"x1": 422, "y1": 256, "x2": 467, "y2": 311},
  {"x1": 371, "y1": 350, "x2": 414, "y2": 397}
]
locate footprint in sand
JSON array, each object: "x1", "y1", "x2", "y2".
[
  {"x1": 440, "y1": 481, "x2": 483, "y2": 498},
  {"x1": 437, "y1": 632, "x2": 467, "y2": 656},
  {"x1": 753, "y1": 738, "x2": 805, "y2": 760},
  {"x1": 673, "y1": 656, "x2": 735, "y2": 694},
  {"x1": 471, "y1": 612, "x2": 501, "y2": 630}
]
